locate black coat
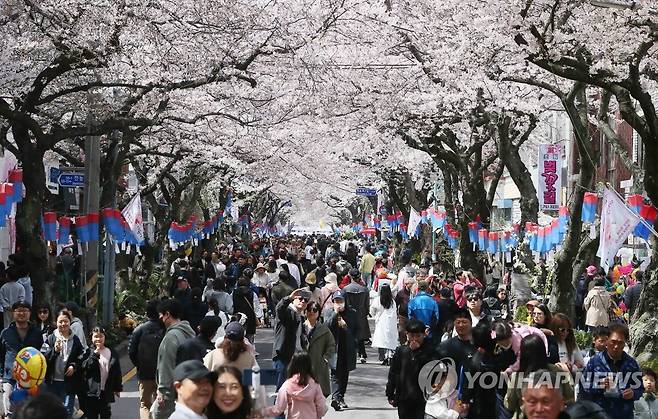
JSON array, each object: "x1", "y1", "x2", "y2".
[
  {"x1": 232, "y1": 286, "x2": 257, "y2": 335},
  {"x1": 272, "y1": 296, "x2": 305, "y2": 364},
  {"x1": 326, "y1": 308, "x2": 359, "y2": 371},
  {"x1": 81, "y1": 347, "x2": 123, "y2": 402},
  {"x1": 127, "y1": 319, "x2": 164, "y2": 380},
  {"x1": 386, "y1": 340, "x2": 437, "y2": 405},
  {"x1": 176, "y1": 336, "x2": 215, "y2": 364},
  {"x1": 44, "y1": 333, "x2": 84, "y2": 393},
  {"x1": 462, "y1": 349, "x2": 516, "y2": 419}
]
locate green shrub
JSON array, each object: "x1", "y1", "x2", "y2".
[
  {"x1": 515, "y1": 305, "x2": 529, "y2": 324},
  {"x1": 574, "y1": 329, "x2": 592, "y2": 350}
]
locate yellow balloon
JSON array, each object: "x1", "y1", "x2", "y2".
[{"x1": 12, "y1": 347, "x2": 46, "y2": 389}]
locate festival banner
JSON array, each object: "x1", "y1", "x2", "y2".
[
  {"x1": 538, "y1": 144, "x2": 562, "y2": 211},
  {"x1": 596, "y1": 187, "x2": 639, "y2": 272}
]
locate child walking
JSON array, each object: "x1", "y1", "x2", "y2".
[{"x1": 263, "y1": 352, "x2": 327, "y2": 419}]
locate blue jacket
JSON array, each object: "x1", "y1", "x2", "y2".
[
  {"x1": 579, "y1": 351, "x2": 643, "y2": 419},
  {"x1": 407, "y1": 292, "x2": 439, "y2": 337},
  {"x1": 0, "y1": 323, "x2": 44, "y2": 382}
]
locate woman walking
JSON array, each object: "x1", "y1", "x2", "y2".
[
  {"x1": 370, "y1": 284, "x2": 398, "y2": 365},
  {"x1": 584, "y1": 276, "x2": 611, "y2": 330},
  {"x1": 304, "y1": 301, "x2": 335, "y2": 397},
  {"x1": 44, "y1": 310, "x2": 84, "y2": 418},
  {"x1": 263, "y1": 352, "x2": 327, "y2": 419},
  {"x1": 81, "y1": 327, "x2": 123, "y2": 418}
]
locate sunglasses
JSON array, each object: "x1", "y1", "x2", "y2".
[
  {"x1": 467, "y1": 297, "x2": 481, "y2": 302},
  {"x1": 296, "y1": 297, "x2": 310, "y2": 303},
  {"x1": 306, "y1": 308, "x2": 320, "y2": 313}
]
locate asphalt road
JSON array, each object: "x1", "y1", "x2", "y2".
[{"x1": 113, "y1": 320, "x2": 397, "y2": 418}]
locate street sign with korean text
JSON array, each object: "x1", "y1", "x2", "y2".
[
  {"x1": 58, "y1": 173, "x2": 85, "y2": 187},
  {"x1": 356, "y1": 187, "x2": 377, "y2": 197},
  {"x1": 538, "y1": 144, "x2": 562, "y2": 211}
]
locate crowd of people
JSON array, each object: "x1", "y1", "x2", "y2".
[{"x1": 0, "y1": 236, "x2": 655, "y2": 419}]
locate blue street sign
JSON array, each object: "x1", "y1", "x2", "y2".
[
  {"x1": 58, "y1": 173, "x2": 85, "y2": 187},
  {"x1": 356, "y1": 187, "x2": 377, "y2": 196},
  {"x1": 49, "y1": 167, "x2": 61, "y2": 184}
]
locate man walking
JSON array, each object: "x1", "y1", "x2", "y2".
[
  {"x1": 386, "y1": 318, "x2": 437, "y2": 419},
  {"x1": 128, "y1": 300, "x2": 165, "y2": 419},
  {"x1": 407, "y1": 280, "x2": 439, "y2": 340},
  {"x1": 152, "y1": 299, "x2": 196, "y2": 419},
  {"x1": 579, "y1": 322, "x2": 643, "y2": 418},
  {"x1": 326, "y1": 291, "x2": 360, "y2": 411},
  {"x1": 0, "y1": 302, "x2": 43, "y2": 417},
  {"x1": 358, "y1": 244, "x2": 376, "y2": 289},
  {"x1": 343, "y1": 268, "x2": 370, "y2": 363}
]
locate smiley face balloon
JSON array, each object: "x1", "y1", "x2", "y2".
[{"x1": 12, "y1": 347, "x2": 46, "y2": 390}]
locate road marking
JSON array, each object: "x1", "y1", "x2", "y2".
[{"x1": 122, "y1": 367, "x2": 137, "y2": 384}]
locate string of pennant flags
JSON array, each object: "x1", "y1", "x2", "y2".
[{"x1": 344, "y1": 190, "x2": 657, "y2": 257}]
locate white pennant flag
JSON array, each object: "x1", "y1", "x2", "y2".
[
  {"x1": 122, "y1": 194, "x2": 145, "y2": 246},
  {"x1": 407, "y1": 208, "x2": 422, "y2": 238},
  {"x1": 596, "y1": 187, "x2": 639, "y2": 272}
]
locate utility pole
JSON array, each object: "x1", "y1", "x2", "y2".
[
  {"x1": 82, "y1": 91, "x2": 101, "y2": 312},
  {"x1": 101, "y1": 132, "x2": 118, "y2": 325}
]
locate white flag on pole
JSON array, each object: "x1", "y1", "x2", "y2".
[
  {"x1": 407, "y1": 208, "x2": 422, "y2": 238},
  {"x1": 596, "y1": 187, "x2": 639, "y2": 272},
  {"x1": 122, "y1": 194, "x2": 145, "y2": 245}
]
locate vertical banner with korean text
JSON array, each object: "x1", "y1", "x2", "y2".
[{"x1": 538, "y1": 144, "x2": 563, "y2": 211}]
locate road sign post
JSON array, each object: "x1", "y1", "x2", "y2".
[
  {"x1": 356, "y1": 187, "x2": 377, "y2": 197},
  {"x1": 58, "y1": 173, "x2": 86, "y2": 187}
]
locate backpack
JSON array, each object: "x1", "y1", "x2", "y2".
[{"x1": 137, "y1": 323, "x2": 164, "y2": 376}]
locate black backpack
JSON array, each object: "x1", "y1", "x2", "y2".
[{"x1": 137, "y1": 323, "x2": 164, "y2": 377}]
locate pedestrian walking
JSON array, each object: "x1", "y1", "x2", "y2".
[
  {"x1": 0, "y1": 268, "x2": 25, "y2": 328},
  {"x1": 342, "y1": 269, "x2": 370, "y2": 363},
  {"x1": 0, "y1": 301, "x2": 43, "y2": 417},
  {"x1": 203, "y1": 322, "x2": 257, "y2": 373},
  {"x1": 177, "y1": 316, "x2": 221, "y2": 364},
  {"x1": 407, "y1": 280, "x2": 439, "y2": 339},
  {"x1": 263, "y1": 352, "x2": 327, "y2": 419},
  {"x1": 232, "y1": 277, "x2": 263, "y2": 344},
  {"x1": 153, "y1": 299, "x2": 196, "y2": 419},
  {"x1": 370, "y1": 284, "x2": 398, "y2": 365},
  {"x1": 584, "y1": 276, "x2": 612, "y2": 330},
  {"x1": 80, "y1": 326, "x2": 123, "y2": 419},
  {"x1": 127, "y1": 300, "x2": 164, "y2": 419},
  {"x1": 43, "y1": 310, "x2": 84, "y2": 419},
  {"x1": 326, "y1": 291, "x2": 359, "y2": 411},
  {"x1": 386, "y1": 318, "x2": 437, "y2": 419},
  {"x1": 304, "y1": 301, "x2": 335, "y2": 397},
  {"x1": 579, "y1": 322, "x2": 642, "y2": 418},
  {"x1": 272, "y1": 288, "x2": 309, "y2": 394}
]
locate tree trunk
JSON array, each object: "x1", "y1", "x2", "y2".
[
  {"x1": 549, "y1": 85, "x2": 595, "y2": 319},
  {"x1": 14, "y1": 145, "x2": 50, "y2": 306}
]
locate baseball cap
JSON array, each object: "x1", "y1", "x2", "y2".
[
  {"x1": 225, "y1": 321, "x2": 245, "y2": 341},
  {"x1": 332, "y1": 291, "x2": 345, "y2": 301},
  {"x1": 586, "y1": 265, "x2": 598, "y2": 276},
  {"x1": 173, "y1": 360, "x2": 217, "y2": 383},
  {"x1": 255, "y1": 263, "x2": 266, "y2": 271}
]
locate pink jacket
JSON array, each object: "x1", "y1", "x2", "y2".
[
  {"x1": 263, "y1": 374, "x2": 327, "y2": 419},
  {"x1": 505, "y1": 324, "x2": 549, "y2": 373}
]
